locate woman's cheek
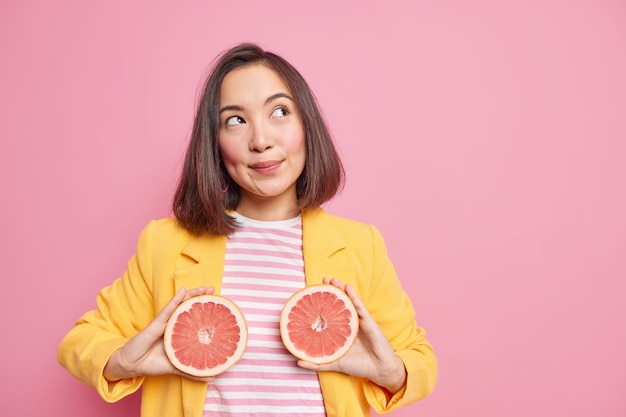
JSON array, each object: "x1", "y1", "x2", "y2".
[{"x1": 218, "y1": 137, "x2": 241, "y2": 165}]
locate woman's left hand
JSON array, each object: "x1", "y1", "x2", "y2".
[{"x1": 297, "y1": 277, "x2": 407, "y2": 394}]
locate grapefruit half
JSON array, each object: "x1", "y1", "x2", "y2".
[
  {"x1": 280, "y1": 284, "x2": 359, "y2": 364},
  {"x1": 164, "y1": 294, "x2": 247, "y2": 377}
]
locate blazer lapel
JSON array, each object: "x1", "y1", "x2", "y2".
[
  {"x1": 302, "y1": 208, "x2": 357, "y2": 416},
  {"x1": 172, "y1": 232, "x2": 228, "y2": 417},
  {"x1": 302, "y1": 208, "x2": 357, "y2": 286},
  {"x1": 173, "y1": 233, "x2": 228, "y2": 294}
]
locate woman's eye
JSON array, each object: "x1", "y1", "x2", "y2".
[
  {"x1": 271, "y1": 107, "x2": 289, "y2": 118},
  {"x1": 225, "y1": 116, "x2": 245, "y2": 126}
]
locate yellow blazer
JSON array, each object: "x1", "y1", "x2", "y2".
[{"x1": 58, "y1": 208, "x2": 437, "y2": 417}]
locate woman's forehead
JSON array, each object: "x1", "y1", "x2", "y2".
[{"x1": 219, "y1": 64, "x2": 293, "y2": 106}]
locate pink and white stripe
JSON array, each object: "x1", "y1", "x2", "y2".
[{"x1": 203, "y1": 213, "x2": 326, "y2": 416}]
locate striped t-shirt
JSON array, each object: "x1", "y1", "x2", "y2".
[{"x1": 203, "y1": 212, "x2": 326, "y2": 416}]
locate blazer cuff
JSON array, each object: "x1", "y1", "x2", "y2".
[{"x1": 92, "y1": 338, "x2": 144, "y2": 402}]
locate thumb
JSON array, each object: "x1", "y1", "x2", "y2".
[{"x1": 296, "y1": 359, "x2": 337, "y2": 373}]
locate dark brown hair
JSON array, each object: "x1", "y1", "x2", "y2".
[{"x1": 173, "y1": 43, "x2": 345, "y2": 236}]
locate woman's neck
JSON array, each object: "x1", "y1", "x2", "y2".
[{"x1": 235, "y1": 196, "x2": 300, "y2": 221}]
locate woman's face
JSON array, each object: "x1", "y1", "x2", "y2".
[{"x1": 218, "y1": 64, "x2": 306, "y2": 219}]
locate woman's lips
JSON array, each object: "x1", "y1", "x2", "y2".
[{"x1": 249, "y1": 160, "x2": 282, "y2": 173}]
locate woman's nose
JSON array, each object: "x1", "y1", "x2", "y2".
[{"x1": 248, "y1": 121, "x2": 273, "y2": 152}]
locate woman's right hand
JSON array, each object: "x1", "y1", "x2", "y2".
[{"x1": 103, "y1": 286, "x2": 215, "y2": 382}]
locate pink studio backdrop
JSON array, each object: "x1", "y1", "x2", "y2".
[{"x1": 1, "y1": 1, "x2": 625, "y2": 416}]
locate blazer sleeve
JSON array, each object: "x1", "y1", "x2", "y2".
[
  {"x1": 56, "y1": 221, "x2": 163, "y2": 402},
  {"x1": 360, "y1": 225, "x2": 438, "y2": 412}
]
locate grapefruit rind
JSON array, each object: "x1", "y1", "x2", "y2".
[
  {"x1": 279, "y1": 284, "x2": 359, "y2": 364},
  {"x1": 164, "y1": 294, "x2": 248, "y2": 377}
]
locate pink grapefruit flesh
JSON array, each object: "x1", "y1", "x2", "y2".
[
  {"x1": 280, "y1": 284, "x2": 359, "y2": 364},
  {"x1": 164, "y1": 294, "x2": 247, "y2": 377}
]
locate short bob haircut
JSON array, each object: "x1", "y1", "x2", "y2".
[{"x1": 173, "y1": 43, "x2": 345, "y2": 236}]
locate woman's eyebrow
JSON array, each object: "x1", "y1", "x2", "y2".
[
  {"x1": 219, "y1": 93, "x2": 294, "y2": 114},
  {"x1": 219, "y1": 104, "x2": 243, "y2": 115},
  {"x1": 265, "y1": 92, "x2": 294, "y2": 105}
]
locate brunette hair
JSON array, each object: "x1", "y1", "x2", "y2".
[{"x1": 173, "y1": 43, "x2": 345, "y2": 236}]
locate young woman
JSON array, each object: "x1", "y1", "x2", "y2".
[{"x1": 58, "y1": 43, "x2": 437, "y2": 417}]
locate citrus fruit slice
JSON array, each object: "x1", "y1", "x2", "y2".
[
  {"x1": 164, "y1": 294, "x2": 247, "y2": 377},
  {"x1": 280, "y1": 284, "x2": 359, "y2": 364}
]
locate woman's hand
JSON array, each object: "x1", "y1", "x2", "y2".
[
  {"x1": 297, "y1": 278, "x2": 407, "y2": 394},
  {"x1": 103, "y1": 286, "x2": 215, "y2": 383}
]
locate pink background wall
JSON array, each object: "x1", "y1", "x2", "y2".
[{"x1": 1, "y1": 1, "x2": 625, "y2": 415}]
